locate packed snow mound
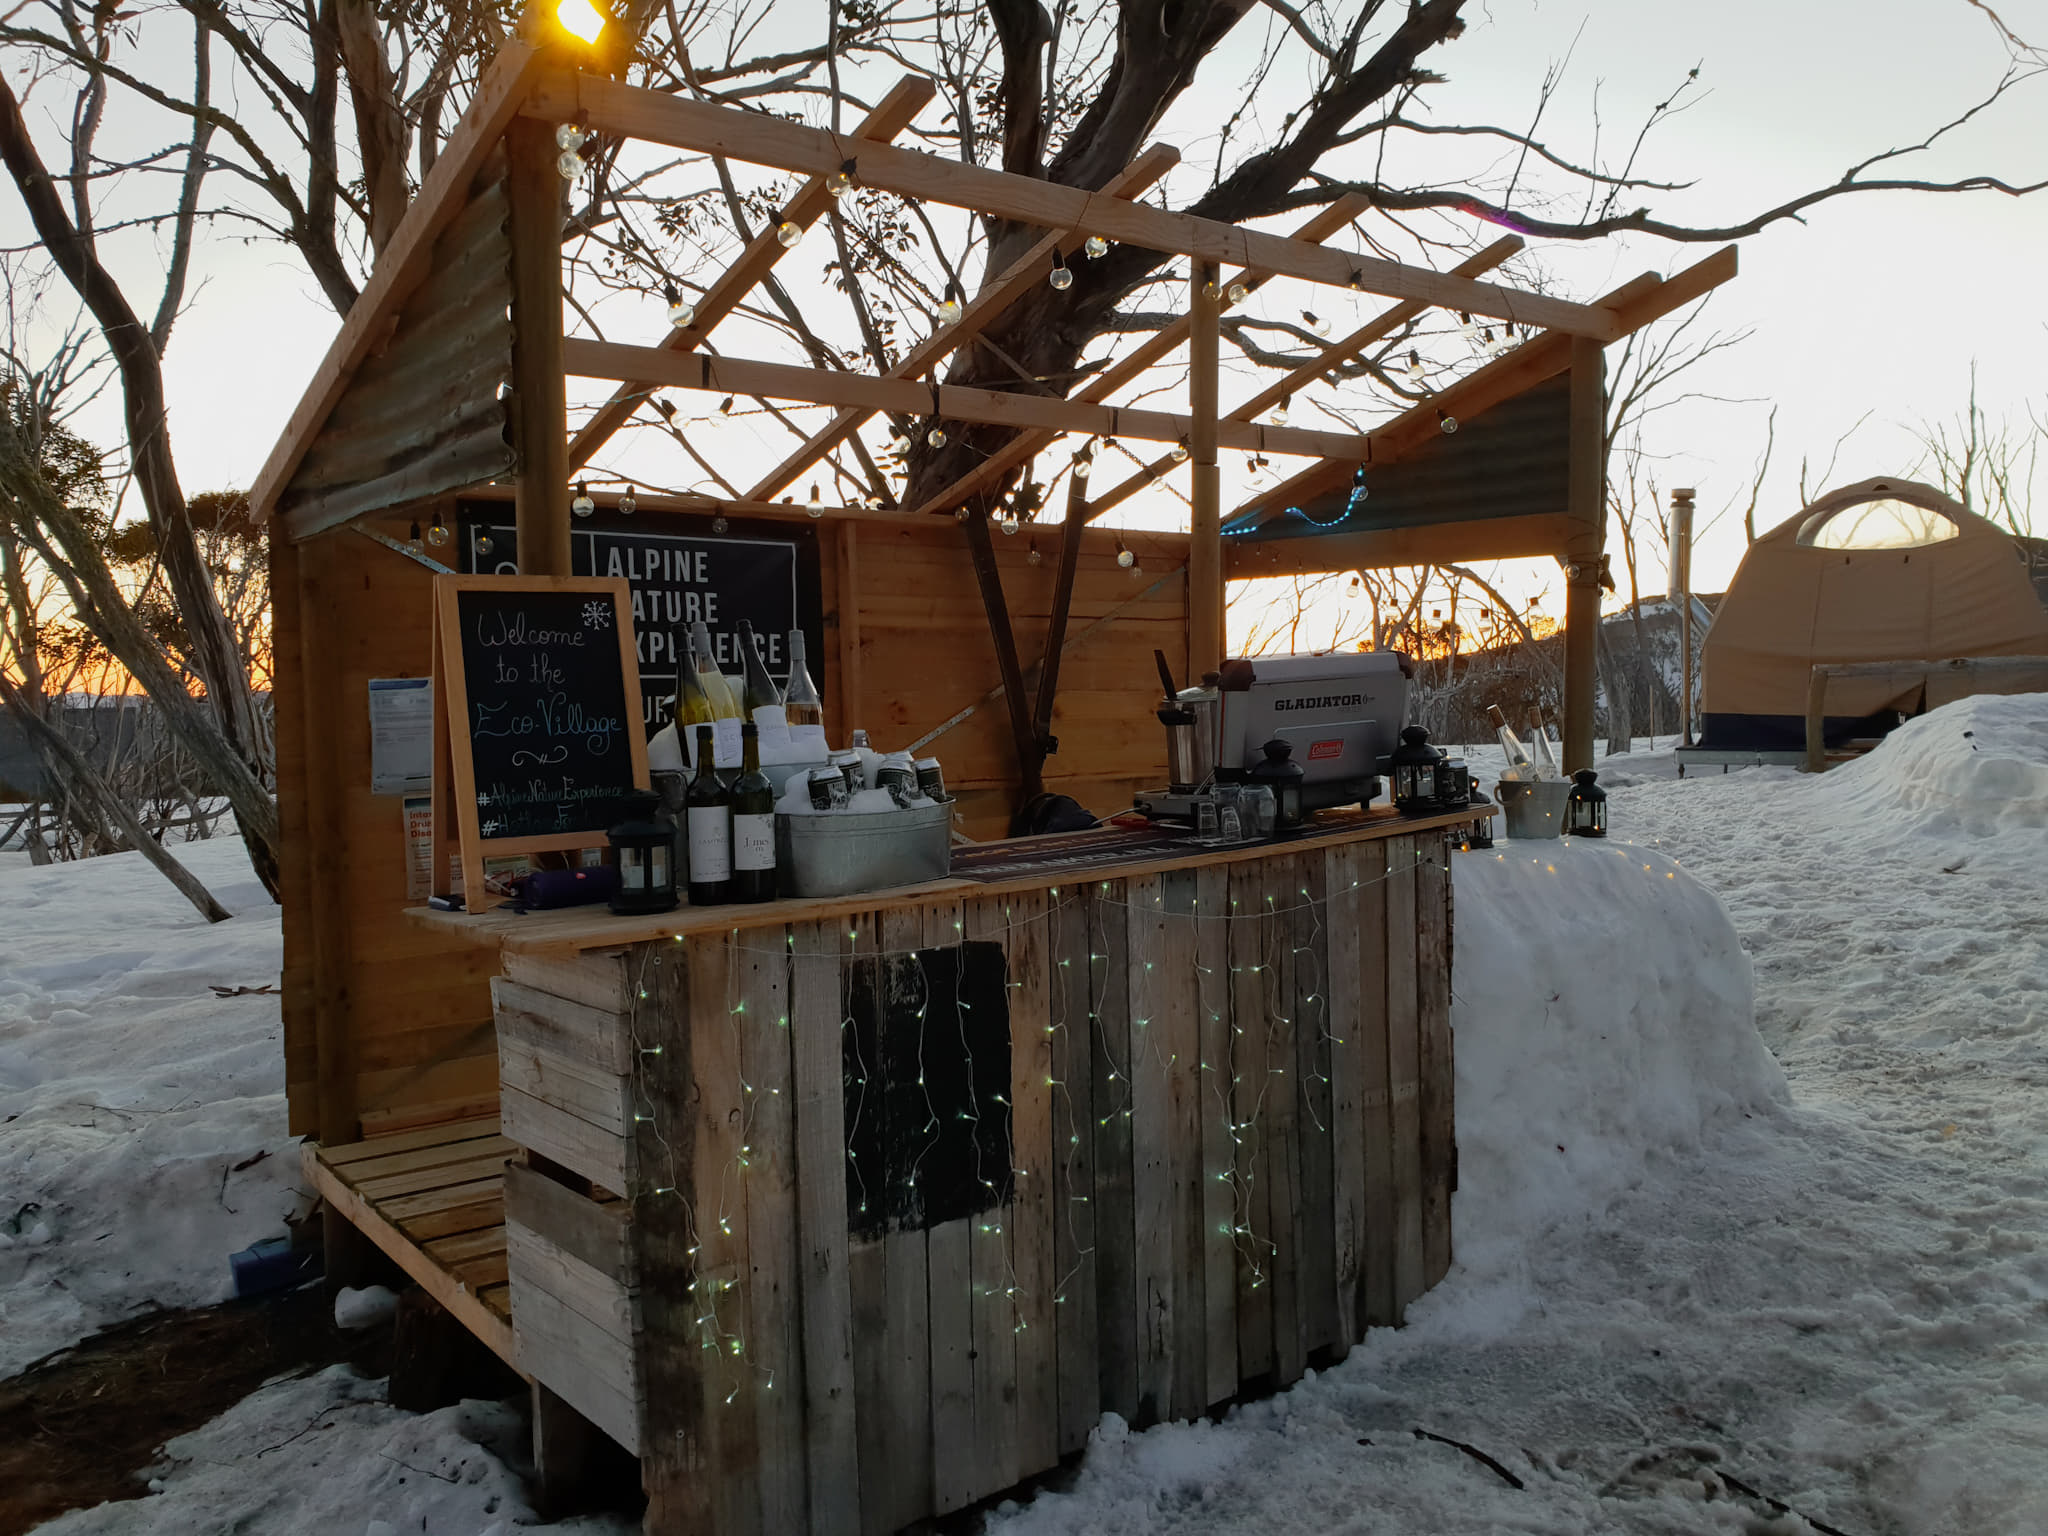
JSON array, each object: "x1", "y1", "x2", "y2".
[
  {"x1": 1440, "y1": 838, "x2": 1786, "y2": 1318},
  {"x1": 1818, "y1": 690, "x2": 2048, "y2": 847},
  {"x1": 0, "y1": 836, "x2": 306, "y2": 1377}
]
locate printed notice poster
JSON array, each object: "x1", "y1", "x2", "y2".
[
  {"x1": 368, "y1": 677, "x2": 433, "y2": 795},
  {"x1": 403, "y1": 795, "x2": 433, "y2": 900}
]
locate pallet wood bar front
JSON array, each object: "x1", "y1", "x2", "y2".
[{"x1": 411, "y1": 810, "x2": 1468, "y2": 1532}]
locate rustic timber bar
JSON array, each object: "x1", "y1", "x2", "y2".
[{"x1": 407, "y1": 805, "x2": 1470, "y2": 1533}]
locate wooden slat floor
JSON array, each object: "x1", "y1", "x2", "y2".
[{"x1": 302, "y1": 1113, "x2": 519, "y2": 1367}]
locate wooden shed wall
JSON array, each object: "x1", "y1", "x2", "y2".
[
  {"x1": 281, "y1": 507, "x2": 1189, "y2": 1139},
  {"x1": 840, "y1": 518, "x2": 1189, "y2": 838}
]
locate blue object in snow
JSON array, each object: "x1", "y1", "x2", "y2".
[{"x1": 229, "y1": 1235, "x2": 317, "y2": 1298}]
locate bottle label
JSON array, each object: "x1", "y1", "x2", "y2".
[
  {"x1": 790, "y1": 722, "x2": 829, "y2": 755},
  {"x1": 752, "y1": 704, "x2": 790, "y2": 733},
  {"x1": 734, "y1": 813, "x2": 776, "y2": 873},
  {"x1": 711, "y1": 717, "x2": 744, "y2": 769},
  {"x1": 687, "y1": 807, "x2": 732, "y2": 882}
]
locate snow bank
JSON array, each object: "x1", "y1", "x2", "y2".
[
  {"x1": 1441, "y1": 838, "x2": 1786, "y2": 1315},
  {"x1": 32, "y1": 1363, "x2": 628, "y2": 1535},
  {"x1": 1813, "y1": 691, "x2": 2048, "y2": 851},
  {"x1": 0, "y1": 837, "x2": 307, "y2": 1377}
]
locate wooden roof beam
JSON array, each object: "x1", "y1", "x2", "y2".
[
  {"x1": 743, "y1": 142, "x2": 1181, "y2": 505},
  {"x1": 1082, "y1": 235, "x2": 1524, "y2": 524},
  {"x1": 250, "y1": 42, "x2": 547, "y2": 522},
  {"x1": 565, "y1": 74, "x2": 937, "y2": 473},
  {"x1": 562, "y1": 337, "x2": 1376, "y2": 460},
  {"x1": 1228, "y1": 244, "x2": 1737, "y2": 530},
  {"x1": 905, "y1": 195, "x2": 1373, "y2": 519},
  {"x1": 525, "y1": 72, "x2": 1625, "y2": 340}
]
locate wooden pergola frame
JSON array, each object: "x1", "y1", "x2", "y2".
[{"x1": 250, "y1": 33, "x2": 1735, "y2": 780}]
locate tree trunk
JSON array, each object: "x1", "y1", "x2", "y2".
[
  {"x1": 0, "y1": 71, "x2": 276, "y2": 885},
  {"x1": 0, "y1": 417, "x2": 281, "y2": 897},
  {"x1": 0, "y1": 670, "x2": 232, "y2": 921},
  {"x1": 1596, "y1": 618, "x2": 1631, "y2": 755}
]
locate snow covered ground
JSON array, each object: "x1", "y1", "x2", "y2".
[
  {"x1": 0, "y1": 836, "x2": 308, "y2": 1378},
  {"x1": 9, "y1": 696, "x2": 2048, "y2": 1533}
]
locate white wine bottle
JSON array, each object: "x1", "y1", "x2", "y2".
[
  {"x1": 1524, "y1": 707, "x2": 1560, "y2": 779},
  {"x1": 690, "y1": 620, "x2": 744, "y2": 770},
  {"x1": 736, "y1": 619, "x2": 789, "y2": 733},
  {"x1": 1487, "y1": 704, "x2": 1535, "y2": 781},
  {"x1": 783, "y1": 629, "x2": 828, "y2": 754},
  {"x1": 673, "y1": 633, "x2": 719, "y2": 767}
]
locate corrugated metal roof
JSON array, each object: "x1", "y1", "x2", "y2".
[
  {"x1": 1223, "y1": 373, "x2": 1572, "y2": 544},
  {"x1": 277, "y1": 172, "x2": 515, "y2": 533}
]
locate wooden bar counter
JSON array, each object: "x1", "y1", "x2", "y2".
[{"x1": 388, "y1": 805, "x2": 1477, "y2": 1534}]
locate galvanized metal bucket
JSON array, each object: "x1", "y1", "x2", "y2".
[
  {"x1": 776, "y1": 799, "x2": 953, "y2": 898},
  {"x1": 1495, "y1": 777, "x2": 1571, "y2": 839}
]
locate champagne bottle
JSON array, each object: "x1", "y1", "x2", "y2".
[
  {"x1": 690, "y1": 620, "x2": 744, "y2": 770},
  {"x1": 736, "y1": 619, "x2": 789, "y2": 732},
  {"x1": 783, "y1": 629, "x2": 827, "y2": 753},
  {"x1": 731, "y1": 722, "x2": 777, "y2": 903},
  {"x1": 1486, "y1": 704, "x2": 1536, "y2": 781},
  {"x1": 672, "y1": 633, "x2": 718, "y2": 768},
  {"x1": 685, "y1": 724, "x2": 732, "y2": 905},
  {"x1": 1524, "y1": 707, "x2": 1561, "y2": 779}
]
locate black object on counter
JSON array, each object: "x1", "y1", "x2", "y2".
[
  {"x1": 1250, "y1": 737, "x2": 1307, "y2": 829},
  {"x1": 1389, "y1": 725, "x2": 1445, "y2": 815},
  {"x1": 1566, "y1": 769, "x2": 1608, "y2": 837},
  {"x1": 607, "y1": 790, "x2": 678, "y2": 915}
]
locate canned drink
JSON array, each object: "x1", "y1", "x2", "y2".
[
  {"x1": 876, "y1": 762, "x2": 918, "y2": 807},
  {"x1": 913, "y1": 756, "x2": 946, "y2": 801},
  {"x1": 807, "y1": 765, "x2": 849, "y2": 810},
  {"x1": 828, "y1": 750, "x2": 865, "y2": 792}
]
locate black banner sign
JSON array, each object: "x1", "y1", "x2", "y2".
[{"x1": 458, "y1": 505, "x2": 825, "y2": 736}]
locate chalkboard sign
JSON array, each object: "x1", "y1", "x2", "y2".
[
  {"x1": 457, "y1": 503, "x2": 825, "y2": 736},
  {"x1": 430, "y1": 575, "x2": 647, "y2": 908}
]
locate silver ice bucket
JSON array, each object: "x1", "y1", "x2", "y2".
[
  {"x1": 1496, "y1": 777, "x2": 1571, "y2": 839},
  {"x1": 776, "y1": 799, "x2": 953, "y2": 898}
]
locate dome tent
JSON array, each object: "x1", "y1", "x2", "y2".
[{"x1": 1696, "y1": 477, "x2": 2048, "y2": 752}]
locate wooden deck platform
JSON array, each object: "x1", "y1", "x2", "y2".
[{"x1": 301, "y1": 1115, "x2": 518, "y2": 1366}]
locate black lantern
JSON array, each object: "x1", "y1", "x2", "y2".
[
  {"x1": 1389, "y1": 725, "x2": 1444, "y2": 815},
  {"x1": 1250, "y1": 738, "x2": 1307, "y2": 830},
  {"x1": 1434, "y1": 756, "x2": 1471, "y2": 811},
  {"x1": 608, "y1": 790, "x2": 679, "y2": 914},
  {"x1": 1565, "y1": 769, "x2": 1608, "y2": 838},
  {"x1": 1463, "y1": 784, "x2": 1495, "y2": 849}
]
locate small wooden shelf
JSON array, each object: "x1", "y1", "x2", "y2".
[{"x1": 302, "y1": 1115, "x2": 517, "y2": 1366}]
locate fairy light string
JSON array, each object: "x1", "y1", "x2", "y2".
[{"x1": 611, "y1": 831, "x2": 1476, "y2": 1403}]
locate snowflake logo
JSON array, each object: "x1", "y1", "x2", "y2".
[{"x1": 583, "y1": 600, "x2": 612, "y2": 630}]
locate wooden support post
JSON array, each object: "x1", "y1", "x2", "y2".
[
  {"x1": 1804, "y1": 667, "x2": 1830, "y2": 773},
  {"x1": 1562, "y1": 335, "x2": 1605, "y2": 774},
  {"x1": 1670, "y1": 487, "x2": 1696, "y2": 746},
  {"x1": 1030, "y1": 471, "x2": 1090, "y2": 760},
  {"x1": 507, "y1": 117, "x2": 571, "y2": 576},
  {"x1": 1189, "y1": 261, "x2": 1223, "y2": 681},
  {"x1": 960, "y1": 506, "x2": 1044, "y2": 807}
]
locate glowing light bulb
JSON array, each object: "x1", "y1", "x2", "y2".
[
  {"x1": 1027, "y1": 542, "x2": 1043, "y2": 566},
  {"x1": 664, "y1": 284, "x2": 694, "y2": 327},
  {"x1": 1346, "y1": 465, "x2": 1369, "y2": 514},
  {"x1": 1116, "y1": 546, "x2": 1135, "y2": 569},
  {"x1": 1084, "y1": 235, "x2": 1108, "y2": 259},
  {"x1": 555, "y1": 122, "x2": 587, "y2": 151},
  {"x1": 1049, "y1": 257, "x2": 1073, "y2": 290},
  {"x1": 556, "y1": 149, "x2": 584, "y2": 180},
  {"x1": 1407, "y1": 349, "x2": 1425, "y2": 383},
  {"x1": 1459, "y1": 311, "x2": 1477, "y2": 341},
  {"x1": 1437, "y1": 409, "x2": 1458, "y2": 434},
  {"x1": 1000, "y1": 513, "x2": 1019, "y2": 535},
  {"x1": 1304, "y1": 310, "x2": 1331, "y2": 338},
  {"x1": 1226, "y1": 280, "x2": 1249, "y2": 303},
  {"x1": 888, "y1": 431, "x2": 909, "y2": 455},
  {"x1": 618, "y1": 489, "x2": 637, "y2": 516},
  {"x1": 404, "y1": 521, "x2": 423, "y2": 555},
  {"x1": 927, "y1": 425, "x2": 948, "y2": 448},
  {"x1": 712, "y1": 515, "x2": 729, "y2": 534},
  {"x1": 938, "y1": 286, "x2": 963, "y2": 324},
  {"x1": 474, "y1": 532, "x2": 493, "y2": 556},
  {"x1": 806, "y1": 484, "x2": 823, "y2": 517},
  {"x1": 556, "y1": 0, "x2": 607, "y2": 44},
  {"x1": 1170, "y1": 440, "x2": 1189, "y2": 463},
  {"x1": 776, "y1": 220, "x2": 801, "y2": 248},
  {"x1": 827, "y1": 168, "x2": 852, "y2": 199},
  {"x1": 1073, "y1": 456, "x2": 1092, "y2": 482},
  {"x1": 424, "y1": 519, "x2": 451, "y2": 548},
  {"x1": 571, "y1": 481, "x2": 595, "y2": 517},
  {"x1": 1270, "y1": 395, "x2": 1291, "y2": 427}
]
